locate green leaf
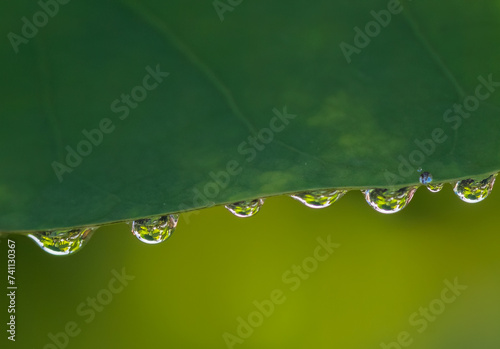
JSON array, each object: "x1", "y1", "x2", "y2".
[{"x1": 1, "y1": 0, "x2": 499, "y2": 232}]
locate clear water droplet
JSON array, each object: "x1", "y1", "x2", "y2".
[
  {"x1": 364, "y1": 187, "x2": 417, "y2": 214},
  {"x1": 225, "y1": 199, "x2": 264, "y2": 218},
  {"x1": 132, "y1": 214, "x2": 178, "y2": 244},
  {"x1": 28, "y1": 227, "x2": 96, "y2": 256},
  {"x1": 453, "y1": 174, "x2": 497, "y2": 203},
  {"x1": 417, "y1": 167, "x2": 423, "y2": 173},
  {"x1": 426, "y1": 183, "x2": 444, "y2": 193},
  {"x1": 419, "y1": 172, "x2": 433, "y2": 185},
  {"x1": 291, "y1": 189, "x2": 347, "y2": 209}
]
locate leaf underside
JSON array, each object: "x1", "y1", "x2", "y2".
[{"x1": 1, "y1": 0, "x2": 499, "y2": 232}]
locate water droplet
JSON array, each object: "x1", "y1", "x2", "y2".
[
  {"x1": 419, "y1": 172, "x2": 433, "y2": 185},
  {"x1": 453, "y1": 174, "x2": 497, "y2": 203},
  {"x1": 364, "y1": 186, "x2": 417, "y2": 214},
  {"x1": 291, "y1": 189, "x2": 347, "y2": 209},
  {"x1": 225, "y1": 199, "x2": 264, "y2": 218},
  {"x1": 426, "y1": 183, "x2": 444, "y2": 193},
  {"x1": 28, "y1": 227, "x2": 96, "y2": 256},
  {"x1": 417, "y1": 167, "x2": 423, "y2": 173},
  {"x1": 132, "y1": 214, "x2": 178, "y2": 244}
]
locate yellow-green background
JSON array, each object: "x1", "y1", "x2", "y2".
[{"x1": 1, "y1": 184, "x2": 499, "y2": 348}]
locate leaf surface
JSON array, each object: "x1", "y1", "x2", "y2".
[{"x1": 1, "y1": 0, "x2": 499, "y2": 231}]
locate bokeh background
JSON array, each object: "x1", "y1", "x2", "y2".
[{"x1": 2, "y1": 184, "x2": 499, "y2": 349}]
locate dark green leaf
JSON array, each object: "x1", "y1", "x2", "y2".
[{"x1": 1, "y1": 0, "x2": 499, "y2": 231}]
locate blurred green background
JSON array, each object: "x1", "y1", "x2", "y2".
[{"x1": 2, "y1": 185, "x2": 499, "y2": 349}]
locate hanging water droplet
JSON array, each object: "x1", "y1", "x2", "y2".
[
  {"x1": 290, "y1": 189, "x2": 347, "y2": 209},
  {"x1": 419, "y1": 172, "x2": 433, "y2": 185},
  {"x1": 453, "y1": 174, "x2": 497, "y2": 203},
  {"x1": 132, "y1": 214, "x2": 178, "y2": 244},
  {"x1": 364, "y1": 186, "x2": 417, "y2": 214},
  {"x1": 28, "y1": 227, "x2": 96, "y2": 256},
  {"x1": 225, "y1": 199, "x2": 264, "y2": 218},
  {"x1": 426, "y1": 183, "x2": 444, "y2": 193}
]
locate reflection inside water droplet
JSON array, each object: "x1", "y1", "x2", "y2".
[
  {"x1": 291, "y1": 189, "x2": 347, "y2": 209},
  {"x1": 419, "y1": 172, "x2": 433, "y2": 185},
  {"x1": 453, "y1": 174, "x2": 497, "y2": 203},
  {"x1": 28, "y1": 227, "x2": 96, "y2": 256},
  {"x1": 132, "y1": 214, "x2": 178, "y2": 244},
  {"x1": 364, "y1": 186, "x2": 417, "y2": 214},
  {"x1": 427, "y1": 183, "x2": 444, "y2": 193},
  {"x1": 225, "y1": 199, "x2": 264, "y2": 217}
]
